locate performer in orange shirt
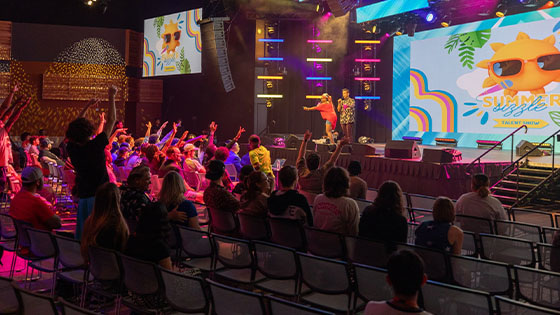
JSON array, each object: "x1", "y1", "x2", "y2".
[{"x1": 303, "y1": 93, "x2": 337, "y2": 144}]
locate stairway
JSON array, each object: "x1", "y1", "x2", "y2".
[{"x1": 491, "y1": 163, "x2": 555, "y2": 210}]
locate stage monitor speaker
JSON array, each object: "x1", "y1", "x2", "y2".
[
  {"x1": 516, "y1": 140, "x2": 543, "y2": 156},
  {"x1": 422, "y1": 148, "x2": 463, "y2": 163},
  {"x1": 385, "y1": 140, "x2": 421, "y2": 159},
  {"x1": 352, "y1": 143, "x2": 376, "y2": 155},
  {"x1": 286, "y1": 134, "x2": 302, "y2": 148},
  {"x1": 294, "y1": 139, "x2": 315, "y2": 151},
  {"x1": 316, "y1": 143, "x2": 335, "y2": 153},
  {"x1": 326, "y1": 0, "x2": 358, "y2": 17}
]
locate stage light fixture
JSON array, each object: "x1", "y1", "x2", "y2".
[
  {"x1": 315, "y1": 45, "x2": 322, "y2": 53},
  {"x1": 267, "y1": 25, "x2": 276, "y2": 35},
  {"x1": 358, "y1": 136, "x2": 374, "y2": 144},
  {"x1": 395, "y1": 28, "x2": 403, "y2": 36},
  {"x1": 257, "y1": 94, "x2": 283, "y2": 98},
  {"x1": 355, "y1": 58, "x2": 381, "y2": 62},
  {"x1": 315, "y1": 63, "x2": 324, "y2": 71},
  {"x1": 363, "y1": 63, "x2": 372, "y2": 72},
  {"x1": 307, "y1": 40, "x2": 333, "y2": 43},
  {"x1": 266, "y1": 99, "x2": 273, "y2": 108},
  {"x1": 266, "y1": 43, "x2": 276, "y2": 53},
  {"x1": 355, "y1": 96, "x2": 380, "y2": 100},
  {"x1": 266, "y1": 81, "x2": 274, "y2": 89},
  {"x1": 257, "y1": 76, "x2": 283, "y2": 80},
  {"x1": 355, "y1": 40, "x2": 380, "y2": 44},
  {"x1": 425, "y1": 11, "x2": 436, "y2": 23},
  {"x1": 355, "y1": 77, "x2": 380, "y2": 81},
  {"x1": 406, "y1": 23, "x2": 417, "y2": 37},
  {"x1": 259, "y1": 38, "x2": 284, "y2": 42},
  {"x1": 364, "y1": 45, "x2": 372, "y2": 52},
  {"x1": 363, "y1": 82, "x2": 371, "y2": 91},
  {"x1": 306, "y1": 58, "x2": 333, "y2": 62},
  {"x1": 306, "y1": 76, "x2": 332, "y2": 80},
  {"x1": 440, "y1": 15, "x2": 451, "y2": 27},
  {"x1": 306, "y1": 95, "x2": 323, "y2": 99},
  {"x1": 87, "y1": 0, "x2": 93, "y2": 5},
  {"x1": 364, "y1": 99, "x2": 372, "y2": 111},
  {"x1": 258, "y1": 57, "x2": 284, "y2": 61}
]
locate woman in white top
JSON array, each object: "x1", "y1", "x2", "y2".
[
  {"x1": 455, "y1": 174, "x2": 508, "y2": 233},
  {"x1": 312, "y1": 166, "x2": 359, "y2": 235}
]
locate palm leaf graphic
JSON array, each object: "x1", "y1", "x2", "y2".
[{"x1": 549, "y1": 111, "x2": 560, "y2": 127}]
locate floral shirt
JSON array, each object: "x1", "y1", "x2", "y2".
[
  {"x1": 203, "y1": 182, "x2": 240, "y2": 214},
  {"x1": 340, "y1": 97, "x2": 355, "y2": 124},
  {"x1": 120, "y1": 184, "x2": 151, "y2": 233}
]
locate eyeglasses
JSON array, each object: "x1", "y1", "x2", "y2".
[
  {"x1": 489, "y1": 53, "x2": 560, "y2": 77},
  {"x1": 163, "y1": 31, "x2": 181, "y2": 44}
]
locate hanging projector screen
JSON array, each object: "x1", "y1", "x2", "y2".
[
  {"x1": 393, "y1": 7, "x2": 560, "y2": 147},
  {"x1": 143, "y1": 8, "x2": 202, "y2": 77}
]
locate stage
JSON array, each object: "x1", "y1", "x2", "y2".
[{"x1": 267, "y1": 143, "x2": 559, "y2": 199}]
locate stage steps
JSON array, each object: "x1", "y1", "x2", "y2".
[{"x1": 491, "y1": 164, "x2": 557, "y2": 209}]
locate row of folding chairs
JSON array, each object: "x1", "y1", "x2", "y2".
[{"x1": 175, "y1": 227, "x2": 560, "y2": 313}]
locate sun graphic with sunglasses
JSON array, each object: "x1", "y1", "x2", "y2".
[
  {"x1": 161, "y1": 20, "x2": 181, "y2": 55},
  {"x1": 477, "y1": 32, "x2": 560, "y2": 97}
]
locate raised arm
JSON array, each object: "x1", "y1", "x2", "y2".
[
  {"x1": 208, "y1": 121, "x2": 218, "y2": 147},
  {"x1": 303, "y1": 106, "x2": 318, "y2": 111},
  {"x1": 325, "y1": 137, "x2": 349, "y2": 169},
  {"x1": 1, "y1": 97, "x2": 24, "y2": 123},
  {"x1": 226, "y1": 126, "x2": 246, "y2": 150},
  {"x1": 108, "y1": 128, "x2": 127, "y2": 147},
  {"x1": 176, "y1": 130, "x2": 189, "y2": 148},
  {"x1": 0, "y1": 84, "x2": 18, "y2": 114},
  {"x1": 297, "y1": 130, "x2": 312, "y2": 162},
  {"x1": 5, "y1": 97, "x2": 31, "y2": 132},
  {"x1": 78, "y1": 98, "x2": 100, "y2": 118},
  {"x1": 102, "y1": 86, "x2": 118, "y2": 136},
  {"x1": 96, "y1": 112, "x2": 106, "y2": 136},
  {"x1": 155, "y1": 121, "x2": 168, "y2": 142},
  {"x1": 161, "y1": 122, "x2": 178, "y2": 154},
  {"x1": 143, "y1": 121, "x2": 152, "y2": 144}
]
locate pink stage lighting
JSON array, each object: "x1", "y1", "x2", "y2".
[
  {"x1": 354, "y1": 77, "x2": 381, "y2": 81},
  {"x1": 307, "y1": 40, "x2": 333, "y2": 43},
  {"x1": 355, "y1": 58, "x2": 381, "y2": 62}
]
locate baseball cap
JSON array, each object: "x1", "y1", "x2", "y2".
[
  {"x1": 183, "y1": 143, "x2": 195, "y2": 152},
  {"x1": 39, "y1": 138, "x2": 53, "y2": 147},
  {"x1": 21, "y1": 167, "x2": 43, "y2": 184}
]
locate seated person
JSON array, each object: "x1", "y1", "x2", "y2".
[
  {"x1": 225, "y1": 140, "x2": 242, "y2": 174},
  {"x1": 239, "y1": 171, "x2": 270, "y2": 218},
  {"x1": 348, "y1": 160, "x2": 367, "y2": 199},
  {"x1": 183, "y1": 143, "x2": 205, "y2": 173},
  {"x1": 81, "y1": 182, "x2": 129, "y2": 261},
  {"x1": 364, "y1": 250, "x2": 431, "y2": 315},
  {"x1": 359, "y1": 181, "x2": 408, "y2": 245},
  {"x1": 120, "y1": 165, "x2": 152, "y2": 233},
  {"x1": 39, "y1": 138, "x2": 64, "y2": 166},
  {"x1": 456, "y1": 174, "x2": 508, "y2": 234},
  {"x1": 415, "y1": 197, "x2": 464, "y2": 255},
  {"x1": 268, "y1": 165, "x2": 313, "y2": 226},
  {"x1": 9, "y1": 166, "x2": 61, "y2": 231},
  {"x1": 313, "y1": 167, "x2": 359, "y2": 235},
  {"x1": 159, "y1": 171, "x2": 200, "y2": 229},
  {"x1": 113, "y1": 146, "x2": 129, "y2": 167},
  {"x1": 232, "y1": 165, "x2": 254, "y2": 196},
  {"x1": 203, "y1": 160, "x2": 240, "y2": 214}
]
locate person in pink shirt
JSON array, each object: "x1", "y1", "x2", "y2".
[{"x1": 303, "y1": 93, "x2": 337, "y2": 144}]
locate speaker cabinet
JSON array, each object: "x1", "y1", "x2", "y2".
[
  {"x1": 422, "y1": 148, "x2": 463, "y2": 163},
  {"x1": 351, "y1": 143, "x2": 376, "y2": 156},
  {"x1": 385, "y1": 140, "x2": 421, "y2": 159},
  {"x1": 516, "y1": 140, "x2": 543, "y2": 156},
  {"x1": 286, "y1": 134, "x2": 302, "y2": 148}
]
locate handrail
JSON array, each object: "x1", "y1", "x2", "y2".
[
  {"x1": 503, "y1": 128, "x2": 560, "y2": 175},
  {"x1": 466, "y1": 125, "x2": 527, "y2": 174}
]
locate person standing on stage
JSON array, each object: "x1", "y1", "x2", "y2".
[
  {"x1": 337, "y1": 88, "x2": 355, "y2": 142},
  {"x1": 303, "y1": 93, "x2": 337, "y2": 145}
]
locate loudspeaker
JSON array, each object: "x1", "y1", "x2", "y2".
[
  {"x1": 326, "y1": 0, "x2": 358, "y2": 17},
  {"x1": 351, "y1": 143, "x2": 376, "y2": 156},
  {"x1": 422, "y1": 148, "x2": 463, "y2": 163},
  {"x1": 384, "y1": 140, "x2": 421, "y2": 159},
  {"x1": 200, "y1": 18, "x2": 235, "y2": 93},
  {"x1": 516, "y1": 140, "x2": 543, "y2": 156},
  {"x1": 316, "y1": 143, "x2": 335, "y2": 153},
  {"x1": 286, "y1": 134, "x2": 302, "y2": 148}
]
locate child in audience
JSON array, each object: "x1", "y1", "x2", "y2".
[
  {"x1": 313, "y1": 166, "x2": 359, "y2": 235},
  {"x1": 268, "y1": 165, "x2": 313, "y2": 226},
  {"x1": 364, "y1": 250, "x2": 432, "y2": 315},
  {"x1": 232, "y1": 165, "x2": 254, "y2": 197},
  {"x1": 81, "y1": 182, "x2": 129, "y2": 262},
  {"x1": 348, "y1": 160, "x2": 367, "y2": 199},
  {"x1": 415, "y1": 197, "x2": 464, "y2": 255},
  {"x1": 359, "y1": 180, "x2": 407, "y2": 245}
]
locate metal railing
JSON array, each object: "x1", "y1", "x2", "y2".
[
  {"x1": 466, "y1": 125, "x2": 528, "y2": 175},
  {"x1": 495, "y1": 128, "x2": 560, "y2": 207}
]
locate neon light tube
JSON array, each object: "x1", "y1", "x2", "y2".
[
  {"x1": 355, "y1": 96, "x2": 380, "y2": 100},
  {"x1": 354, "y1": 77, "x2": 380, "y2": 81},
  {"x1": 306, "y1": 58, "x2": 333, "y2": 62},
  {"x1": 258, "y1": 57, "x2": 284, "y2": 61},
  {"x1": 257, "y1": 76, "x2": 283, "y2": 80},
  {"x1": 258, "y1": 39, "x2": 284, "y2": 42},
  {"x1": 306, "y1": 77, "x2": 332, "y2": 80},
  {"x1": 257, "y1": 94, "x2": 283, "y2": 98},
  {"x1": 355, "y1": 40, "x2": 380, "y2": 44},
  {"x1": 306, "y1": 95, "x2": 323, "y2": 99},
  {"x1": 355, "y1": 58, "x2": 381, "y2": 62},
  {"x1": 307, "y1": 40, "x2": 333, "y2": 43}
]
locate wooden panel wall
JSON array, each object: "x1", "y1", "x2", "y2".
[
  {"x1": 125, "y1": 30, "x2": 143, "y2": 68},
  {"x1": 0, "y1": 21, "x2": 11, "y2": 61}
]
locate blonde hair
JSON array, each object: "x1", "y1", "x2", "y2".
[
  {"x1": 432, "y1": 197, "x2": 455, "y2": 223},
  {"x1": 159, "y1": 171, "x2": 186, "y2": 208}
]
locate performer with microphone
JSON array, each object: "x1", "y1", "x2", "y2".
[
  {"x1": 337, "y1": 88, "x2": 355, "y2": 142},
  {"x1": 303, "y1": 93, "x2": 337, "y2": 145}
]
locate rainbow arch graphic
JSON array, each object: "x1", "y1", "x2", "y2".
[
  {"x1": 187, "y1": 8, "x2": 202, "y2": 53},
  {"x1": 410, "y1": 68, "x2": 457, "y2": 133},
  {"x1": 409, "y1": 106, "x2": 432, "y2": 132},
  {"x1": 143, "y1": 37, "x2": 156, "y2": 77}
]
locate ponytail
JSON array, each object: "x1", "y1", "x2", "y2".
[{"x1": 472, "y1": 173, "x2": 490, "y2": 198}]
